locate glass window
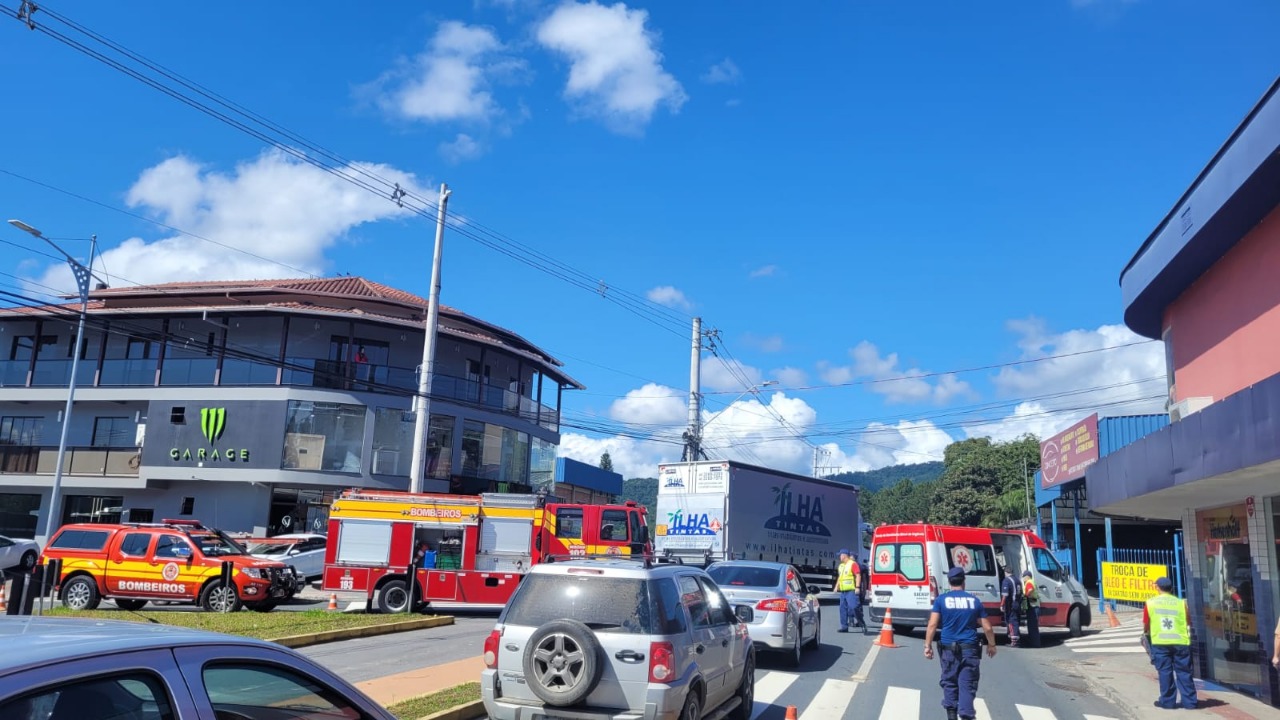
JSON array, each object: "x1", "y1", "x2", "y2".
[
  {"x1": 0, "y1": 416, "x2": 44, "y2": 445},
  {"x1": 427, "y1": 414, "x2": 454, "y2": 480},
  {"x1": 91, "y1": 417, "x2": 133, "y2": 447},
  {"x1": 1033, "y1": 547, "x2": 1063, "y2": 583},
  {"x1": 62, "y1": 495, "x2": 123, "y2": 525},
  {"x1": 947, "y1": 543, "x2": 996, "y2": 577},
  {"x1": 530, "y1": 437, "x2": 556, "y2": 491},
  {"x1": 898, "y1": 543, "x2": 925, "y2": 581},
  {"x1": 678, "y1": 575, "x2": 712, "y2": 628},
  {"x1": 556, "y1": 507, "x2": 583, "y2": 540},
  {"x1": 49, "y1": 529, "x2": 110, "y2": 551},
  {"x1": 1196, "y1": 503, "x2": 1262, "y2": 694},
  {"x1": 502, "y1": 575, "x2": 654, "y2": 634},
  {"x1": 707, "y1": 564, "x2": 782, "y2": 588},
  {"x1": 9, "y1": 335, "x2": 56, "y2": 361},
  {"x1": 0, "y1": 493, "x2": 40, "y2": 537},
  {"x1": 461, "y1": 420, "x2": 484, "y2": 478},
  {"x1": 119, "y1": 532, "x2": 152, "y2": 557},
  {"x1": 155, "y1": 535, "x2": 193, "y2": 559},
  {"x1": 281, "y1": 401, "x2": 367, "y2": 473},
  {"x1": 601, "y1": 509, "x2": 628, "y2": 543},
  {"x1": 652, "y1": 577, "x2": 688, "y2": 635},
  {"x1": 697, "y1": 577, "x2": 733, "y2": 626},
  {"x1": 372, "y1": 408, "x2": 414, "y2": 476},
  {"x1": 203, "y1": 663, "x2": 361, "y2": 720},
  {"x1": 0, "y1": 672, "x2": 176, "y2": 720}
]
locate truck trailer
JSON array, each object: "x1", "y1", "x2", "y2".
[{"x1": 653, "y1": 460, "x2": 862, "y2": 593}]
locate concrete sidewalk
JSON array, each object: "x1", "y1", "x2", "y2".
[
  {"x1": 356, "y1": 655, "x2": 485, "y2": 708},
  {"x1": 1074, "y1": 601, "x2": 1276, "y2": 719}
]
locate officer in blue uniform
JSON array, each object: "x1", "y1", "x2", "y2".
[{"x1": 924, "y1": 566, "x2": 997, "y2": 720}]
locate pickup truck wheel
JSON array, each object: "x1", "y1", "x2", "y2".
[
  {"x1": 115, "y1": 599, "x2": 148, "y2": 611},
  {"x1": 62, "y1": 576, "x2": 101, "y2": 611},
  {"x1": 376, "y1": 580, "x2": 411, "y2": 614},
  {"x1": 246, "y1": 600, "x2": 278, "y2": 613},
  {"x1": 523, "y1": 619, "x2": 604, "y2": 707},
  {"x1": 200, "y1": 579, "x2": 242, "y2": 613}
]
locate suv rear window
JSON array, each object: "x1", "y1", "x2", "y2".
[
  {"x1": 707, "y1": 565, "x2": 781, "y2": 588},
  {"x1": 49, "y1": 529, "x2": 110, "y2": 551},
  {"x1": 504, "y1": 574, "x2": 656, "y2": 634},
  {"x1": 872, "y1": 542, "x2": 925, "y2": 581}
]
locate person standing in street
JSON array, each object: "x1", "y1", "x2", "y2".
[
  {"x1": 1021, "y1": 570, "x2": 1041, "y2": 647},
  {"x1": 856, "y1": 555, "x2": 871, "y2": 634},
  {"x1": 1144, "y1": 576, "x2": 1198, "y2": 710},
  {"x1": 924, "y1": 566, "x2": 997, "y2": 720},
  {"x1": 834, "y1": 548, "x2": 860, "y2": 633},
  {"x1": 1000, "y1": 566, "x2": 1021, "y2": 647}
]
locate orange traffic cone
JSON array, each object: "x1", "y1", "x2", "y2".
[
  {"x1": 874, "y1": 607, "x2": 901, "y2": 648},
  {"x1": 784, "y1": 706, "x2": 797, "y2": 720},
  {"x1": 0, "y1": 582, "x2": 6, "y2": 612},
  {"x1": 327, "y1": 593, "x2": 339, "y2": 611},
  {"x1": 1105, "y1": 604, "x2": 1122, "y2": 628}
]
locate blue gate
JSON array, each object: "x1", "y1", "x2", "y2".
[{"x1": 1096, "y1": 535, "x2": 1185, "y2": 609}]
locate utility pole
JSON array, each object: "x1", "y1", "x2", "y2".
[
  {"x1": 409, "y1": 183, "x2": 451, "y2": 493},
  {"x1": 682, "y1": 317, "x2": 703, "y2": 462},
  {"x1": 1023, "y1": 456, "x2": 1032, "y2": 520}
]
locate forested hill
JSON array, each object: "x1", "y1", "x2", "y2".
[{"x1": 825, "y1": 461, "x2": 944, "y2": 493}]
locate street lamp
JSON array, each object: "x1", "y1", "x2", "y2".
[{"x1": 7, "y1": 219, "x2": 97, "y2": 541}]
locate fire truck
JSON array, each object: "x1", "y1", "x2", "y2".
[{"x1": 322, "y1": 489, "x2": 651, "y2": 613}]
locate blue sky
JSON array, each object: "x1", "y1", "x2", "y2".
[{"x1": 1, "y1": 1, "x2": 1277, "y2": 478}]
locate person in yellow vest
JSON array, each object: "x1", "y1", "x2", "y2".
[
  {"x1": 1144, "y1": 576, "x2": 1197, "y2": 710},
  {"x1": 1020, "y1": 570, "x2": 1041, "y2": 647},
  {"x1": 833, "y1": 548, "x2": 862, "y2": 633}
]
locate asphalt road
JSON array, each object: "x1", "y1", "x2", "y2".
[{"x1": 309, "y1": 601, "x2": 1132, "y2": 719}]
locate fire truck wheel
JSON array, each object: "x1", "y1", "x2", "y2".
[
  {"x1": 524, "y1": 619, "x2": 604, "y2": 707},
  {"x1": 376, "y1": 579, "x2": 412, "y2": 614},
  {"x1": 200, "y1": 579, "x2": 243, "y2": 613},
  {"x1": 62, "y1": 576, "x2": 102, "y2": 611},
  {"x1": 115, "y1": 599, "x2": 148, "y2": 611},
  {"x1": 246, "y1": 600, "x2": 279, "y2": 613}
]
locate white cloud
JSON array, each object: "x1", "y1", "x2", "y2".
[
  {"x1": 645, "y1": 285, "x2": 691, "y2": 310},
  {"x1": 536, "y1": 1, "x2": 686, "y2": 133},
  {"x1": 773, "y1": 366, "x2": 809, "y2": 389},
  {"x1": 748, "y1": 264, "x2": 778, "y2": 278},
  {"x1": 36, "y1": 151, "x2": 425, "y2": 292},
  {"x1": 558, "y1": 432, "x2": 677, "y2": 480},
  {"x1": 440, "y1": 133, "x2": 486, "y2": 163},
  {"x1": 609, "y1": 383, "x2": 688, "y2": 425},
  {"x1": 373, "y1": 21, "x2": 515, "y2": 124},
  {"x1": 843, "y1": 419, "x2": 954, "y2": 469},
  {"x1": 700, "y1": 357, "x2": 763, "y2": 392},
  {"x1": 701, "y1": 58, "x2": 741, "y2": 85},
  {"x1": 820, "y1": 341, "x2": 976, "y2": 404}
]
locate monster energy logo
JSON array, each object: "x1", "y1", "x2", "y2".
[{"x1": 201, "y1": 407, "x2": 227, "y2": 443}]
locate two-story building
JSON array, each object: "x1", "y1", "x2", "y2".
[
  {"x1": 0, "y1": 277, "x2": 578, "y2": 541},
  {"x1": 1088, "y1": 76, "x2": 1280, "y2": 706}
]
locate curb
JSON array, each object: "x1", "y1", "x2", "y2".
[
  {"x1": 415, "y1": 699, "x2": 485, "y2": 720},
  {"x1": 270, "y1": 615, "x2": 455, "y2": 648}
]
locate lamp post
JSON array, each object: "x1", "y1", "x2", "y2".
[
  {"x1": 8, "y1": 219, "x2": 97, "y2": 541},
  {"x1": 693, "y1": 380, "x2": 779, "y2": 459}
]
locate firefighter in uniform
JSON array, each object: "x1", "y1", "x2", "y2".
[
  {"x1": 924, "y1": 566, "x2": 997, "y2": 720},
  {"x1": 1021, "y1": 570, "x2": 1041, "y2": 647},
  {"x1": 1145, "y1": 576, "x2": 1197, "y2": 710},
  {"x1": 834, "y1": 548, "x2": 860, "y2": 633}
]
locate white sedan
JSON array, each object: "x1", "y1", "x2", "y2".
[
  {"x1": 247, "y1": 533, "x2": 327, "y2": 581},
  {"x1": 0, "y1": 534, "x2": 39, "y2": 572}
]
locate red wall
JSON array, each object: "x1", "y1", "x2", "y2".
[{"x1": 1165, "y1": 204, "x2": 1280, "y2": 404}]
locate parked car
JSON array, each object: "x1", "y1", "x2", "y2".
[
  {"x1": 481, "y1": 558, "x2": 756, "y2": 720},
  {"x1": 0, "y1": 534, "x2": 39, "y2": 572},
  {"x1": 706, "y1": 560, "x2": 822, "y2": 667},
  {"x1": 247, "y1": 533, "x2": 328, "y2": 581},
  {"x1": 0, "y1": 616, "x2": 396, "y2": 719}
]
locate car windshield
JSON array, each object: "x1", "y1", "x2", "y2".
[
  {"x1": 707, "y1": 565, "x2": 782, "y2": 588},
  {"x1": 248, "y1": 542, "x2": 293, "y2": 555},
  {"x1": 504, "y1": 574, "x2": 656, "y2": 634},
  {"x1": 195, "y1": 533, "x2": 247, "y2": 556}
]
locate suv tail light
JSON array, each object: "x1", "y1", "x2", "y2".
[
  {"x1": 483, "y1": 630, "x2": 501, "y2": 669},
  {"x1": 648, "y1": 641, "x2": 675, "y2": 684},
  {"x1": 755, "y1": 598, "x2": 790, "y2": 612},
  {"x1": 928, "y1": 575, "x2": 939, "y2": 602}
]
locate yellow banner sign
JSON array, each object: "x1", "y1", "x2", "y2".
[{"x1": 1101, "y1": 562, "x2": 1168, "y2": 603}]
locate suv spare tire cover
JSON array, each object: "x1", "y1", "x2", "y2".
[{"x1": 523, "y1": 619, "x2": 605, "y2": 707}]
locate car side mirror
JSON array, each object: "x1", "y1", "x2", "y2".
[
  {"x1": 638, "y1": 526, "x2": 649, "y2": 544},
  {"x1": 807, "y1": 585, "x2": 821, "y2": 595},
  {"x1": 734, "y1": 605, "x2": 754, "y2": 623}
]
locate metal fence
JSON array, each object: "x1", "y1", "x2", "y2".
[{"x1": 1096, "y1": 535, "x2": 1185, "y2": 609}]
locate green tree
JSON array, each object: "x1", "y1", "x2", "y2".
[
  {"x1": 929, "y1": 434, "x2": 1040, "y2": 527},
  {"x1": 599, "y1": 452, "x2": 614, "y2": 473},
  {"x1": 621, "y1": 477, "x2": 657, "y2": 518},
  {"x1": 864, "y1": 478, "x2": 936, "y2": 525}
]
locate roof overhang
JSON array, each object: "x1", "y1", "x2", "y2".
[{"x1": 1121, "y1": 77, "x2": 1280, "y2": 340}]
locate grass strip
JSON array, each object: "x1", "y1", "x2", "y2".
[
  {"x1": 45, "y1": 607, "x2": 432, "y2": 640},
  {"x1": 386, "y1": 682, "x2": 482, "y2": 720}
]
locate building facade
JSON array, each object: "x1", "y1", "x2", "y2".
[
  {"x1": 1088, "y1": 77, "x2": 1280, "y2": 706},
  {"x1": 0, "y1": 277, "x2": 578, "y2": 541}
]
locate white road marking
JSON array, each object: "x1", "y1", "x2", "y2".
[
  {"x1": 974, "y1": 697, "x2": 992, "y2": 720},
  {"x1": 1063, "y1": 636, "x2": 1147, "y2": 647},
  {"x1": 750, "y1": 671, "x2": 797, "y2": 720},
  {"x1": 878, "y1": 686, "x2": 920, "y2": 720},
  {"x1": 850, "y1": 642, "x2": 881, "y2": 681},
  {"x1": 1083, "y1": 715, "x2": 1120, "y2": 720},
  {"x1": 797, "y1": 678, "x2": 857, "y2": 720},
  {"x1": 1015, "y1": 704, "x2": 1057, "y2": 720},
  {"x1": 1070, "y1": 646, "x2": 1148, "y2": 654}
]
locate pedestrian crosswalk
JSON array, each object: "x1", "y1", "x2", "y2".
[
  {"x1": 750, "y1": 670, "x2": 1119, "y2": 720},
  {"x1": 1062, "y1": 619, "x2": 1147, "y2": 654}
]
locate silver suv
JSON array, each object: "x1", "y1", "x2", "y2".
[{"x1": 481, "y1": 559, "x2": 756, "y2": 720}]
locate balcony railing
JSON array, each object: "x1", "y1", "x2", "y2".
[{"x1": 0, "y1": 445, "x2": 142, "y2": 477}]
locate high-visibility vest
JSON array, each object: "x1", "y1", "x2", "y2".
[
  {"x1": 1146, "y1": 592, "x2": 1190, "y2": 646},
  {"x1": 838, "y1": 560, "x2": 858, "y2": 592},
  {"x1": 1022, "y1": 577, "x2": 1039, "y2": 606}
]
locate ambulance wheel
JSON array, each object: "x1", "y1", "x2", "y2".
[
  {"x1": 892, "y1": 624, "x2": 913, "y2": 635},
  {"x1": 376, "y1": 579, "x2": 411, "y2": 614},
  {"x1": 200, "y1": 579, "x2": 242, "y2": 613},
  {"x1": 1068, "y1": 606, "x2": 1083, "y2": 638},
  {"x1": 115, "y1": 599, "x2": 148, "y2": 611},
  {"x1": 524, "y1": 619, "x2": 604, "y2": 706},
  {"x1": 62, "y1": 576, "x2": 101, "y2": 611}
]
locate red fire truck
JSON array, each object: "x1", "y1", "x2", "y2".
[{"x1": 322, "y1": 489, "x2": 651, "y2": 613}]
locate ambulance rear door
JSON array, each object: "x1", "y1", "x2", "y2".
[{"x1": 869, "y1": 529, "x2": 933, "y2": 629}]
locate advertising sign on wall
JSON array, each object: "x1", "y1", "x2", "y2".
[
  {"x1": 1039, "y1": 413, "x2": 1099, "y2": 489},
  {"x1": 140, "y1": 400, "x2": 288, "y2": 470},
  {"x1": 1101, "y1": 561, "x2": 1168, "y2": 603}
]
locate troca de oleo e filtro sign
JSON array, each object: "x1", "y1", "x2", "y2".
[{"x1": 169, "y1": 407, "x2": 252, "y2": 463}]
